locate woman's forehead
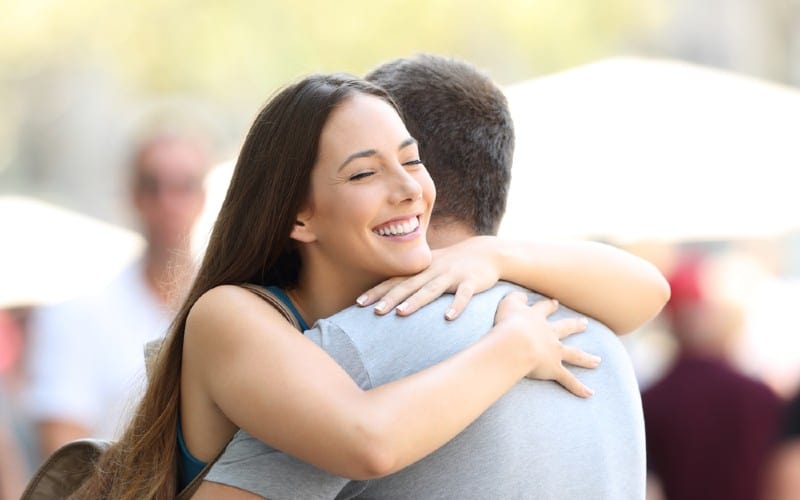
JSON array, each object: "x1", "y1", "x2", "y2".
[{"x1": 318, "y1": 94, "x2": 410, "y2": 158}]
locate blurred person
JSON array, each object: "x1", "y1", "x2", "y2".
[
  {"x1": 0, "y1": 310, "x2": 30, "y2": 500},
  {"x1": 197, "y1": 54, "x2": 668, "y2": 499},
  {"x1": 24, "y1": 127, "x2": 211, "y2": 460},
  {"x1": 642, "y1": 251, "x2": 783, "y2": 500},
  {"x1": 73, "y1": 72, "x2": 669, "y2": 499},
  {"x1": 763, "y1": 389, "x2": 800, "y2": 500},
  {"x1": 0, "y1": 392, "x2": 27, "y2": 500}
]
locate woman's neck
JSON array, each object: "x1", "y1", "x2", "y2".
[{"x1": 289, "y1": 260, "x2": 381, "y2": 326}]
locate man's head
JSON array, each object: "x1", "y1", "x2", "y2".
[
  {"x1": 365, "y1": 54, "x2": 514, "y2": 247},
  {"x1": 664, "y1": 251, "x2": 747, "y2": 359},
  {"x1": 131, "y1": 132, "x2": 210, "y2": 254}
]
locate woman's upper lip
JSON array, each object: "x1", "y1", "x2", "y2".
[{"x1": 372, "y1": 214, "x2": 420, "y2": 231}]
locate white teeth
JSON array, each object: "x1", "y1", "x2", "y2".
[{"x1": 374, "y1": 217, "x2": 419, "y2": 237}]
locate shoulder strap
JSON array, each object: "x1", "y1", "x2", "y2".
[
  {"x1": 176, "y1": 283, "x2": 301, "y2": 499},
  {"x1": 238, "y1": 283, "x2": 302, "y2": 331}
]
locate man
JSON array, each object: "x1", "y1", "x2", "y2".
[
  {"x1": 25, "y1": 128, "x2": 210, "y2": 458},
  {"x1": 201, "y1": 54, "x2": 650, "y2": 499}
]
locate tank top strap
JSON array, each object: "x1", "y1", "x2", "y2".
[{"x1": 264, "y1": 285, "x2": 310, "y2": 331}]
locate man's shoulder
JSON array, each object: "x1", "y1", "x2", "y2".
[
  {"x1": 315, "y1": 281, "x2": 615, "y2": 335},
  {"x1": 320, "y1": 281, "x2": 525, "y2": 330}
]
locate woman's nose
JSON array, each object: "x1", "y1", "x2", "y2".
[{"x1": 388, "y1": 168, "x2": 423, "y2": 204}]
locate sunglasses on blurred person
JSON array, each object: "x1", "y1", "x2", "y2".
[{"x1": 135, "y1": 174, "x2": 204, "y2": 199}]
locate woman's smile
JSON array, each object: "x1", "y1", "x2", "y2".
[{"x1": 372, "y1": 215, "x2": 421, "y2": 238}]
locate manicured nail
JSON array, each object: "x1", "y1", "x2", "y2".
[
  {"x1": 396, "y1": 302, "x2": 409, "y2": 313},
  {"x1": 445, "y1": 308, "x2": 457, "y2": 320},
  {"x1": 374, "y1": 301, "x2": 387, "y2": 313},
  {"x1": 356, "y1": 294, "x2": 368, "y2": 306},
  {"x1": 591, "y1": 355, "x2": 602, "y2": 365},
  {"x1": 586, "y1": 388, "x2": 595, "y2": 396}
]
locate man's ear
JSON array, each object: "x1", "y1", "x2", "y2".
[{"x1": 289, "y1": 207, "x2": 317, "y2": 243}]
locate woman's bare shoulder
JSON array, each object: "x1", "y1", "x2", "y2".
[{"x1": 186, "y1": 284, "x2": 290, "y2": 348}]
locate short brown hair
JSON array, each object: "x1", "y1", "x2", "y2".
[{"x1": 366, "y1": 54, "x2": 514, "y2": 235}]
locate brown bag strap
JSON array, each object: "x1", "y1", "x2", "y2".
[
  {"x1": 20, "y1": 439, "x2": 111, "y2": 500},
  {"x1": 176, "y1": 283, "x2": 301, "y2": 499}
]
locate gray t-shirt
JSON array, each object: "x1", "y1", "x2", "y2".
[{"x1": 205, "y1": 282, "x2": 646, "y2": 499}]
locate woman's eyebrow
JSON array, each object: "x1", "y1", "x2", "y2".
[
  {"x1": 337, "y1": 138, "x2": 418, "y2": 172},
  {"x1": 338, "y1": 149, "x2": 377, "y2": 171}
]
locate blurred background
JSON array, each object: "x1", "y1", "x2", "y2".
[{"x1": 2, "y1": 0, "x2": 800, "y2": 498}]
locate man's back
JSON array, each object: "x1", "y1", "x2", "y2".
[{"x1": 206, "y1": 282, "x2": 645, "y2": 499}]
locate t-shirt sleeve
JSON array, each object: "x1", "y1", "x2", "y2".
[
  {"x1": 24, "y1": 302, "x2": 101, "y2": 426},
  {"x1": 205, "y1": 429, "x2": 358, "y2": 499},
  {"x1": 305, "y1": 319, "x2": 373, "y2": 390}
]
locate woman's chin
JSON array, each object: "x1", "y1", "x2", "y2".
[{"x1": 395, "y1": 251, "x2": 433, "y2": 276}]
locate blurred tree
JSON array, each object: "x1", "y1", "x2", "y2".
[
  {"x1": 0, "y1": 0, "x2": 663, "y2": 102},
  {"x1": 0, "y1": 0, "x2": 664, "y2": 220}
]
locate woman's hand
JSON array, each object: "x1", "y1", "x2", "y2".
[
  {"x1": 494, "y1": 292, "x2": 600, "y2": 398},
  {"x1": 356, "y1": 236, "x2": 503, "y2": 320}
]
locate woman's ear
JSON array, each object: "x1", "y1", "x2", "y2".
[{"x1": 290, "y1": 207, "x2": 317, "y2": 243}]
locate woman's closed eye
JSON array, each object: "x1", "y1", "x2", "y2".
[
  {"x1": 349, "y1": 171, "x2": 375, "y2": 181},
  {"x1": 349, "y1": 159, "x2": 422, "y2": 181}
]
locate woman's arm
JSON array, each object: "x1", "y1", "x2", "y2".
[
  {"x1": 182, "y1": 286, "x2": 597, "y2": 480},
  {"x1": 358, "y1": 236, "x2": 670, "y2": 334},
  {"x1": 491, "y1": 238, "x2": 670, "y2": 334}
]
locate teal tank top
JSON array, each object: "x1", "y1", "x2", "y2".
[{"x1": 177, "y1": 285, "x2": 308, "y2": 491}]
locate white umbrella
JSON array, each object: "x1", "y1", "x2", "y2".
[
  {"x1": 498, "y1": 57, "x2": 800, "y2": 243},
  {"x1": 0, "y1": 196, "x2": 144, "y2": 307}
]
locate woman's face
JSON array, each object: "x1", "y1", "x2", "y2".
[{"x1": 293, "y1": 93, "x2": 435, "y2": 284}]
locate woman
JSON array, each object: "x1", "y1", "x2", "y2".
[{"x1": 77, "y1": 74, "x2": 664, "y2": 499}]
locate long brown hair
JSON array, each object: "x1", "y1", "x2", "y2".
[{"x1": 74, "y1": 74, "x2": 397, "y2": 499}]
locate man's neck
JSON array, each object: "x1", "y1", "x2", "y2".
[{"x1": 427, "y1": 219, "x2": 477, "y2": 249}]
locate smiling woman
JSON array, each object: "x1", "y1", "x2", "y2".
[
  {"x1": 70, "y1": 73, "x2": 598, "y2": 500},
  {"x1": 289, "y1": 93, "x2": 436, "y2": 296}
]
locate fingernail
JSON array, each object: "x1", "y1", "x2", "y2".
[
  {"x1": 580, "y1": 318, "x2": 589, "y2": 327},
  {"x1": 445, "y1": 308, "x2": 457, "y2": 320},
  {"x1": 552, "y1": 299, "x2": 559, "y2": 306},
  {"x1": 592, "y1": 355, "x2": 602, "y2": 365},
  {"x1": 374, "y1": 301, "x2": 387, "y2": 313},
  {"x1": 356, "y1": 294, "x2": 368, "y2": 306},
  {"x1": 396, "y1": 302, "x2": 409, "y2": 313},
  {"x1": 586, "y1": 388, "x2": 595, "y2": 396}
]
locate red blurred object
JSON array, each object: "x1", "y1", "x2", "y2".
[{"x1": 665, "y1": 253, "x2": 707, "y2": 313}]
